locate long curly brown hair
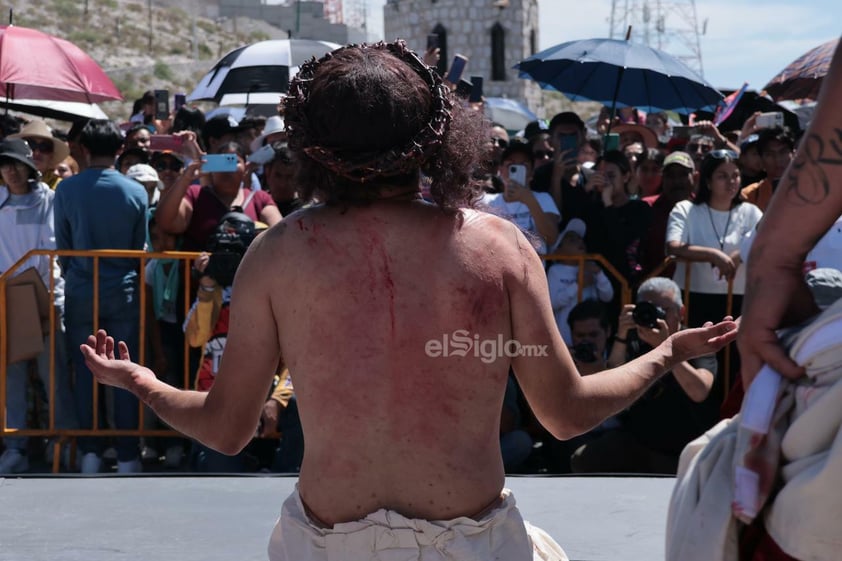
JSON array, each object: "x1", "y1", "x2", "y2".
[{"x1": 284, "y1": 40, "x2": 487, "y2": 211}]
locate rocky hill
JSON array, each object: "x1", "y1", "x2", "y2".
[{"x1": 4, "y1": 0, "x2": 287, "y2": 121}]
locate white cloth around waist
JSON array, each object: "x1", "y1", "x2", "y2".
[{"x1": 268, "y1": 486, "x2": 568, "y2": 561}]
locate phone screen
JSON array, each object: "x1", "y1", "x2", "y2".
[
  {"x1": 559, "y1": 133, "x2": 579, "y2": 157},
  {"x1": 174, "y1": 93, "x2": 186, "y2": 113},
  {"x1": 469, "y1": 76, "x2": 483, "y2": 103},
  {"x1": 149, "y1": 134, "x2": 183, "y2": 153},
  {"x1": 202, "y1": 154, "x2": 239, "y2": 173},
  {"x1": 427, "y1": 33, "x2": 439, "y2": 51},
  {"x1": 445, "y1": 55, "x2": 468, "y2": 84},
  {"x1": 154, "y1": 89, "x2": 170, "y2": 120},
  {"x1": 604, "y1": 133, "x2": 620, "y2": 153}
]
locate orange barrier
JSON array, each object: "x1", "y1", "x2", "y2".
[
  {"x1": 1, "y1": 249, "x2": 202, "y2": 472},
  {"x1": 541, "y1": 252, "x2": 633, "y2": 308}
]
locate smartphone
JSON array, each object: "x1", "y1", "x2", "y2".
[
  {"x1": 559, "y1": 133, "x2": 579, "y2": 158},
  {"x1": 756, "y1": 111, "x2": 784, "y2": 130},
  {"x1": 672, "y1": 125, "x2": 695, "y2": 139},
  {"x1": 154, "y1": 90, "x2": 170, "y2": 121},
  {"x1": 508, "y1": 163, "x2": 527, "y2": 187},
  {"x1": 202, "y1": 153, "x2": 239, "y2": 173},
  {"x1": 149, "y1": 134, "x2": 184, "y2": 153},
  {"x1": 604, "y1": 132, "x2": 620, "y2": 152},
  {"x1": 455, "y1": 79, "x2": 472, "y2": 100},
  {"x1": 174, "y1": 93, "x2": 187, "y2": 113},
  {"x1": 469, "y1": 76, "x2": 484, "y2": 103},
  {"x1": 427, "y1": 33, "x2": 439, "y2": 51},
  {"x1": 445, "y1": 54, "x2": 469, "y2": 84}
]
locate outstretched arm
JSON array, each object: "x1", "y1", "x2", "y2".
[
  {"x1": 506, "y1": 225, "x2": 736, "y2": 439},
  {"x1": 739, "y1": 39, "x2": 842, "y2": 387}
]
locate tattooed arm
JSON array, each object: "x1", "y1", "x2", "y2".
[{"x1": 738, "y1": 38, "x2": 842, "y2": 388}]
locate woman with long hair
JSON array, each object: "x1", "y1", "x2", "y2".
[{"x1": 666, "y1": 150, "x2": 763, "y2": 329}]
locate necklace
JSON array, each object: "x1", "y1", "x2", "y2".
[{"x1": 707, "y1": 205, "x2": 733, "y2": 250}]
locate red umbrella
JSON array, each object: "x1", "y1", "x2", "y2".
[
  {"x1": 0, "y1": 25, "x2": 122, "y2": 103},
  {"x1": 764, "y1": 38, "x2": 839, "y2": 101}
]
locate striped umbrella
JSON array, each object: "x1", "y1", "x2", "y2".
[{"x1": 188, "y1": 39, "x2": 341, "y2": 106}]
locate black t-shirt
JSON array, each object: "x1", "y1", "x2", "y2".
[
  {"x1": 531, "y1": 162, "x2": 591, "y2": 227},
  {"x1": 620, "y1": 351, "x2": 719, "y2": 455},
  {"x1": 583, "y1": 198, "x2": 653, "y2": 285}
]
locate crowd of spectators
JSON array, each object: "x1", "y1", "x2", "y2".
[{"x1": 0, "y1": 57, "x2": 835, "y2": 478}]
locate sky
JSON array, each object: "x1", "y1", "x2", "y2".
[{"x1": 365, "y1": 0, "x2": 841, "y2": 92}]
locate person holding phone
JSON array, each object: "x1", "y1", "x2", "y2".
[
  {"x1": 154, "y1": 139, "x2": 281, "y2": 252},
  {"x1": 530, "y1": 112, "x2": 590, "y2": 225},
  {"x1": 482, "y1": 142, "x2": 560, "y2": 253}
]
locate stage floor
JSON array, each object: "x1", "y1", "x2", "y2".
[{"x1": 0, "y1": 475, "x2": 675, "y2": 561}]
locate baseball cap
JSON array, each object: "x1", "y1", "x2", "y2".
[
  {"x1": 126, "y1": 163, "x2": 163, "y2": 190},
  {"x1": 663, "y1": 151, "x2": 695, "y2": 172}
]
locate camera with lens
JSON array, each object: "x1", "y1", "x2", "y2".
[
  {"x1": 632, "y1": 301, "x2": 666, "y2": 329},
  {"x1": 203, "y1": 211, "x2": 256, "y2": 287},
  {"x1": 571, "y1": 341, "x2": 598, "y2": 364}
]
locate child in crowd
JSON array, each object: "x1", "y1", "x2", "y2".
[{"x1": 547, "y1": 218, "x2": 614, "y2": 345}]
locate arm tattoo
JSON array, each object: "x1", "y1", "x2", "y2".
[{"x1": 784, "y1": 127, "x2": 842, "y2": 205}]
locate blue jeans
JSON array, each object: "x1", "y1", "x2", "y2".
[
  {"x1": 65, "y1": 284, "x2": 140, "y2": 462},
  {"x1": 4, "y1": 308, "x2": 78, "y2": 452}
]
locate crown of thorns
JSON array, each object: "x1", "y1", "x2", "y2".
[{"x1": 284, "y1": 40, "x2": 452, "y2": 183}]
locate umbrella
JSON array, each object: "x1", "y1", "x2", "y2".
[
  {"x1": 763, "y1": 38, "x2": 838, "y2": 101},
  {"x1": 0, "y1": 98, "x2": 108, "y2": 121},
  {"x1": 483, "y1": 97, "x2": 538, "y2": 134},
  {"x1": 515, "y1": 37, "x2": 724, "y2": 115},
  {"x1": 0, "y1": 25, "x2": 122, "y2": 103},
  {"x1": 188, "y1": 39, "x2": 341, "y2": 105}
]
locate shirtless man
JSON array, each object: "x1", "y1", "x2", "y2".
[{"x1": 81, "y1": 42, "x2": 736, "y2": 560}]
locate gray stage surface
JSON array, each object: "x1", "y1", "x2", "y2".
[{"x1": 0, "y1": 475, "x2": 675, "y2": 561}]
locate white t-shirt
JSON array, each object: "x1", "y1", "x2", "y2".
[
  {"x1": 740, "y1": 215, "x2": 842, "y2": 273},
  {"x1": 666, "y1": 200, "x2": 763, "y2": 294},
  {"x1": 482, "y1": 191, "x2": 560, "y2": 253}
]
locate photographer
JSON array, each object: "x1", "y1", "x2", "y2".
[
  {"x1": 185, "y1": 211, "x2": 297, "y2": 472},
  {"x1": 571, "y1": 277, "x2": 718, "y2": 474}
]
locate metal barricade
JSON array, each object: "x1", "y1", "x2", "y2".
[{"x1": 0, "y1": 248, "x2": 201, "y2": 472}]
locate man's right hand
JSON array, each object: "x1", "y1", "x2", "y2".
[{"x1": 669, "y1": 319, "x2": 738, "y2": 364}]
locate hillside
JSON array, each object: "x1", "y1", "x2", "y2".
[{"x1": 4, "y1": 0, "x2": 287, "y2": 121}]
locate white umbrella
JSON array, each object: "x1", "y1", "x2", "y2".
[
  {"x1": 0, "y1": 98, "x2": 108, "y2": 121},
  {"x1": 188, "y1": 39, "x2": 341, "y2": 105}
]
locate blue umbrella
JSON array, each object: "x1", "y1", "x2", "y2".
[{"x1": 515, "y1": 37, "x2": 723, "y2": 115}]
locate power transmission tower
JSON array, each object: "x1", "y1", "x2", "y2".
[{"x1": 608, "y1": 0, "x2": 706, "y2": 77}]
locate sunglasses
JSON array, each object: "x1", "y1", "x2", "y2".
[
  {"x1": 708, "y1": 149, "x2": 738, "y2": 160},
  {"x1": 491, "y1": 138, "x2": 508, "y2": 148},
  {"x1": 25, "y1": 139, "x2": 54, "y2": 153},
  {"x1": 154, "y1": 161, "x2": 183, "y2": 172}
]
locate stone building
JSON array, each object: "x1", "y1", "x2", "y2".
[{"x1": 383, "y1": 0, "x2": 541, "y2": 112}]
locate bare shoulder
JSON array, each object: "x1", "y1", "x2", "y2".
[{"x1": 462, "y1": 207, "x2": 544, "y2": 273}]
